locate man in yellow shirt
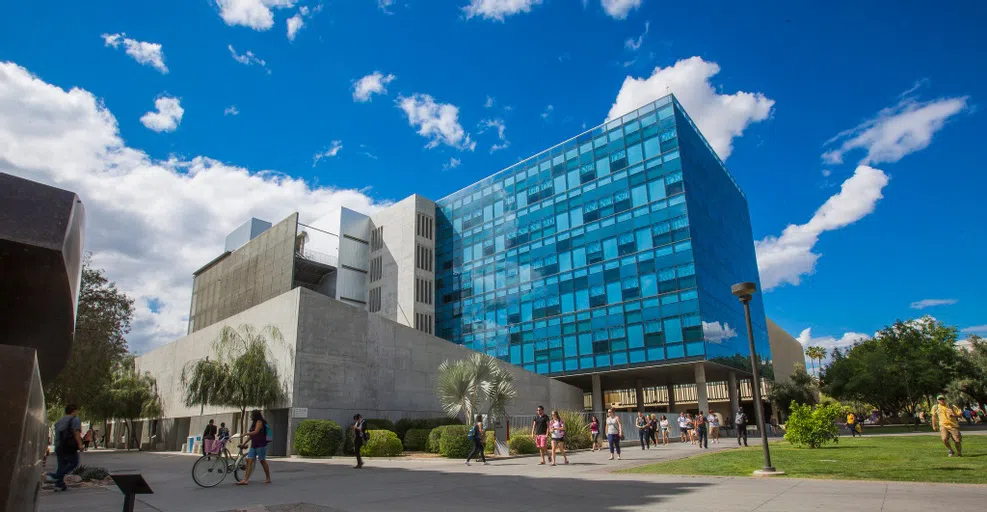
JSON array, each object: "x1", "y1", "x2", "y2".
[
  {"x1": 931, "y1": 394, "x2": 963, "y2": 457},
  {"x1": 846, "y1": 412, "x2": 859, "y2": 437}
]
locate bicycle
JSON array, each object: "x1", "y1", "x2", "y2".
[{"x1": 192, "y1": 438, "x2": 248, "y2": 488}]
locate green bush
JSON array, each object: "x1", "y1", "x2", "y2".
[
  {"x1": 403, "y1": 428, "x2": 432, "y2": 451},
  {"x1": 294, "y1": 419, "x2": 343, "y2": 457},
  {"x1": 784, "y1": 401, "x2": 844, "y2": 448},
  {"x1": 484, "y1": 430, "x2": 495, "y2": 454},
  {"x1": 427, "y1": 424, "x2": 462, "y2": 453},
  {"x1": 508, "y1": 434, "x2": 538, "y2": 455},
  {"x1": 72, "y1": 465, "x2": 110, "y2": 481},
  {"x1": 557, "y1": 410, "x2": 591, "y2": 449},
  {"x1": 394, "y1": 417, "x2": 461, "y2": 440},
  {"x1": 439, "y1": 424, "x2": 473, "y2": 458},
  {"x1": 364, "y1": 418, "x2": 395, "y2": 432},
  {"x1": 360, "y1": 430, "x2": 403, "y2": 457}
]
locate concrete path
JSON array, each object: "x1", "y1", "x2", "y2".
[{"x1": 40, "y1": 439, "x2": 985, "y2": 512}]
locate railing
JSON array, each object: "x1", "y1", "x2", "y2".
[{"x1": 295, "y1": 248, "x2": 338, "y2": 268}]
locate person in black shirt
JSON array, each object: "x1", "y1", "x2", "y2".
[
  {"x1": 531, "y1": 406, "x2": 551, "y2": 465},
  {"x1": 353, "y1": 414, "x2": 366, "y2": 469},
  {"x1": 203, "y1": 419, "x2": 218, "y2": 454}
]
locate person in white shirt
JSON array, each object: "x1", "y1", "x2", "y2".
[
  {"x1": 659, "y1": 415, "x2": 670, "y2": 445},
  {"x1": 677, "y1": 412, "x2": 689, "y2": 443},
  {"x1": 708, "y1": 412, "x2": 720, "y2": 444}
]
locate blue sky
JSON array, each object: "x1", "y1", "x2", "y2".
[{"x1": 1, "y1": 0, "x2": 984, "y2": 354}]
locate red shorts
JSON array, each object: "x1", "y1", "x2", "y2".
[{"x1": 535, "y1": 435, "x2": 548, "y2": 448}]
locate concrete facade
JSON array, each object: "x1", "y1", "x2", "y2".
[{"x1": 766, "y1": 318, "x2": 806, "y2": 383}]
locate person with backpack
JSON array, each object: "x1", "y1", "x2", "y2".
[
  {"x1": 353, "y1": 414, "x2": 368, "y2": 469},
  {"x1": 735, "y1": 409, "x2": 748, "y2": 447},
  {"x1": 48, "y1": 404, "x2": 83, "y2": 491},
  {"x1": 236, "y1": 410, "x2": 272, "y2": 485},
  {"x1": 465, "y1": 414, "x2": 488, "y2": 466}
]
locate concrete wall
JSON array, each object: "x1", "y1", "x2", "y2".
[{"x1": 767, "y1": 318, "x2": 805, "y2": 383}]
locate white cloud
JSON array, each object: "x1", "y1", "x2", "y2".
[
  {"x1": 286, "y1": 4, "x2": 321, "y2": 41},
  {"x1": 397, "y1": 93, "x2": 475, "y2": 150},
  {"x1": 624, "y1": 21, "x2": 649, "y2": 51},
  {"x1": 484, "y1": 96, "x2": 495, "y2": 108},
  {"x1": 479, "y1": 118, "x2": 509, "y2": 153},
  {"x1": 601, "y1": 0, "x2": 641, "y2": 20},
  {"x1": 607, "y1": 56, "x2": 774, "y2": 160},
  {"x1": 312, "y1": 140, "x2": 342, "y2": 165},
  {"x1": 443, "y1": 157, "x2": 462, "y2": 170},
  {"x1": 822, "y1": 92, "x2": 968, "y2": 166},
  {"x1": 463, "y1": 0, "x2": 542, "y2": 21},
  {"x1": 378, "y1": 0, "x2": 395, "y2": 14},
  {"x1": 702, "y1": 321, "x2": 738, "y2": 344},
  {"x1": 228, "y1": 45, "x2": 270, "y2": 73},
  {"x1": 821, "y1": 169, "x2": 832, "y2": 177},
  {"x1": 541, "y1": 104, "x2": 553, "y2": 119},
  {"x1": 215, "y1": 0, "x2": 297, "y2": 30},
  {"x1": 0, "y1": 61, "x2": 386, "y2": 353},
  {"x1": 961, "y1": 325, "x2": 987, "y2": 334},
  {"x1": 224, "y1": 105, "x2": 240, "y2": 116},
  {"x1": 797, "y1": 328, "x2": 869, "y2": 362},
  {"x1": 755, "y1": 165, "x2": 889, "y2": 290},
  {"x1": 352, "y1": 71, "x2": 396, "y2": 102},
  {"x1": 910, "y1": 298, "x2": 958, "y2": 310},
  {"x1": 139, "y1": 96, "x2": 184, "y2": 133},
  {"x1": 101, "y1": 33, "x2": 168, "y2": 74}
]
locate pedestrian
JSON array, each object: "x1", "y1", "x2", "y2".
[
  {"x1": 686, "y1": 414, "x2": 696, "y2": 444},
  {"x1": 636, "y1": 411, "x2": 649, "y2": 450},
  {"x1": 589, "y1": 415, "x2": 601, "y2": 452},
  {"x1": 677, "y1": 412, "x2": 689, "y2": 443},
  {"x1": 549, "y1": 411, "x2": 569, "y2": 465},
  {"x1": 531, "y1": 405, "x2": 551, "y2": 465},
  {"x1": 236, "y1": 410, "x2": 272, "y2": 485},
  {"x1": 708, "y1": 411, "x2": 720, "y2": 444},
  {"x1": 48, "y1": 404, "x2": 83, "y2": 491},
  {"x1": 695, "y1": 410, "x2": 708, "y2": 449},
  {"x1": 203, "y1": 419, "x2": 218, "y2": 454},
  {"x1": 218, "y1": 422, "x2": 230, "y2": 443},
  {"x1": 931, "y1": 395, "x2": 963, "y2": 457},
  {"x1": 465, "y1": 414, "x2": 488, "y2": 466},
  {"x1": 962, "y1": 407, "x2": 973, "y2": 425},
  {"x1": 91, "y1": 428, "x2": 99, "y2": 450},
  {"x1": 659, "y1": 415, "x2": 670, "y2": 445},
  {"x1": 605, "y1": 408, "x2": 622, "y2": 461},
  {"x1": 846, "y1": 411, "x2": 859, "y2": 438},
  {"x1": 353, "y1": 414, "x2": 367, "y2": 469},
  {"x1": 82, "y1": 427, "x2": 93, "y2": 451},
  {"x1": 735, "y1": 409, "x2": 748, "y2": 447},
  {"x1": 647, "y1": 414, "x2": 658, "y2": 447}
]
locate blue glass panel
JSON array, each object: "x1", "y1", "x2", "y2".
[
  {"x1": 630, "y1": 349, "x2": 646, "y2": 363},
  {"x1": 665, "y1": 344, "x2": 685, "y2": 359},
  {"x1": 686, "y1": 342, "x2": 705, "y2": 356},
  {"x1": 646, "y1": 348, "x2": 665, "y2": 361}
]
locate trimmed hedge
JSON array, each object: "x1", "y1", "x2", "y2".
[
  {"x1": 294, "y1": 419, "x2": 343, "y2": 457},
  {"x1": 439, "y1": 424, "x2": 473, "y2": 458},
  {"x1": 508, "y1": 434, "x2": 538, "y2": 455},
  {"x1": 363, "y1": 418, "x2": 395, "y2": 432},
  {"x1": 484, "y1": 430, "x2": 495, "y2": 454},
  {"x1": 360, "y1": 429, "x2": 403, "y2": 457},
  {"x1": 394, "y1": 417, "x2": 461, "y2": 440},
  {"x1": 403, "y1": 428, "x2": 432, "y2": 452},
  {"x1": 427, "y1": 425, "x2": 450, "y2": 453}
]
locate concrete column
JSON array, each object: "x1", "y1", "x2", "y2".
[
  {"x1": 591, "y1": 374, "x2": 604, "y2": 413},
  {"x1": 667, "y1": 384, "x2": 676, "y2": 414},
  {"x1": 695, "y1": 363, "x2": 709, "y2": 414},
  {"x1": 635, "y1": 379, "x2": 645, "y2": 412},
  {"x1": 728, "y1": 371, "x2": 740, "y2": 419}
]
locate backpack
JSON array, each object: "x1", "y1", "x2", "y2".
[
  {"x1": 467, "y1": 425, "x2": 478, "y2": 439},
  {"x1": 358, "y1": 421, "x2": 370, "y2": 442},
  {"x1": 265, "y1": 422, "x2": 273, "y2": 443},
  {"x1": 735, "y1": 412, "x2": 746, "y2": 426},
  {"x1": 58, "y1": 422, "x2": 78, "y2": 453}
]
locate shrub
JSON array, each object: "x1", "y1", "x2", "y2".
[
  {"x1": 508, "y1": 434, "x2": 538, "y2": 455},
  {"x1": 294, "y1": 419, "x2": 343, "y2": 457},
  {"x1": 784, "y1": 401, "x2": 844, "y2": 448},
  {"x1": 360, "y1": 430, "x2": 403, "y2": 457},
  {"x1": 484, "y1": 430, "x2": 495, "y2": 454},
  {"x1": 557, "y1": 410, "x2": 591, "y2": 449},
  {"x1": 72, "y1": 465, "x2": 110, "y2": 481},
  {"x1": 439, "y1": 425, "x2": 473, "y2": 458},
  {"x1": 403, "y1": 428, "x2": 432, "y2": 451},
  {"x1": 363, "y1": 418, "x2": 395, "y2": 432},
  {"x1": 395, "y1": 417, "x2": 461, "y2": 440},
  {"x1": 427, "y1": 427, "x2": 446, "y2": 453}
]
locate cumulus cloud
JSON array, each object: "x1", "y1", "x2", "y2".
[
  {"x1": 478, "y1": 118, "x2": 509, "y2": 153},
  {"x1": 624, "y1": 21, "x2": 649, "y2": 51},
  {"x1": 755, "y1": 166, "x2": 889, "y2": 290},
  {"x1": 463, "y1": 0, "x2": 542, "y2": 21},
  {"x1": 215, "y1": 0, "x2": 296, "y2": 30},
  {"x1": 822, "y1": 93, "x2": 969, "y2": 166},
  {"x1": 702, "y1": 321, "x2": 738, "y2": 344},
  {"x1": 910, "y1": 298, "x2": 958, "y2": 310},
  {"x1": 140, "y1": 96, "x2": 184, "y2": 133},
  {"x1": 352, "y1": 71, "x2": 396, "y2": 102},
  {"x1": 0, "y1": 60, "x2": 385, "y2": 353},
  {"x1": 443, "y1": 157, "x2": 462, "y2": 170},
  {"x1": 228, "y1": 45, "x2": 270, "y2": 73},
  {"x1": 378, "y1": 0, "x2": 395, "y2": 14},
  {"x1": 607, "y1": 56, "x2": 774, "y2": 160},
  {"x1": 797, "y1": 328, "x2": 869, "y2": 363},
  {"x1": 397, "y1": 94, "x2": 475, "y2": 150},
  {"x1": 101, "y1": 33, "x2": 168, "y2": 74},
  {"x1": 224, "y1": 105, "x2": 240, "y2": 116},
  {"x1": 312, "y1": 140, "x2": 342, "y2": 165},
  {"x1": 484, "y1": 96, "x2": 495, "y2": 108},
  {"x1": 286, "y1": 4, "x2": 321, "y2": 41},
  {"x1": 601, "y1": 0, "x2": 641, "y2": 20}
]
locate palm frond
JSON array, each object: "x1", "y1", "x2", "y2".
[{"x1": 436, "y1": 360, "x2": 474, "y2": 421}]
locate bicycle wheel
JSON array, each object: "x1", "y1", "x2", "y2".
[
  {"x1": 192, "y1": 453, "x2": 230, "y2": 488},
  {"x1": 232, "y1": 453, "x2": 249, "y2": 483}
]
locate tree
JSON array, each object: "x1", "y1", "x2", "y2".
[
  {"x1": 181, "y1": 325, "x2": 291, "y2": 437},
  {"x1": 436, "y1": 353, "x2": 517, "y2": 424},
  {"x1": 947, "y1": 335, "x2": 987, "y2": 407},
  {"x1": 45, "y1": 256, "x2": 134, "y2": 408},
  {"x1": 804, "y1": 346, "x2": 827, "y2": 379},
  {"x1": 111, "y1": 356, "x2": 163, "y2": 450},
  {"x1": 767, "y1": 365, "x2": 818, "y2": 420}
]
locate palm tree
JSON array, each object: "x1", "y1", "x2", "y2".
[
  {"x1": 181, "y1": 325, "x2": 292, "y2": 437},
  {"x1": 804, "y1": 346, "x2": 828, "y2": 380},
  {"x1": 436, "y1": 353, "x2": 517, "y2": 424},
  {"x1": 804, "y1": 346, "x2": 821, "y2": 378}
]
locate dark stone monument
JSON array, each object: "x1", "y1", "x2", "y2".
[{"x1": 0, "y1": 173, "x2": 86, "y2": 511}]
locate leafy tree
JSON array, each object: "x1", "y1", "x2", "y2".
[
  {"x1": 947, "y1": 335, "x2": 987, "y2": 407},
  {"x1": 767, "y1": 365, "x2": 818, "y2": 419},
  {"x1": 45, "y1": 256, "x2": 134, "y2": 408},
  {"x1": 111, "y1": 356, "x2": 163, "y2": 450},
  {"x1": 784, "y1": 401, "x2": 844, "y2": 448},
  {"x1": 823, "y1": 338, "x2": 908, "y2": 416},
  {"x1": 181, "y1": 325, "x2": 291, "y2": 437},
  {"x1": 436, "y1": 353, "x2": 517, "y2": 424}
]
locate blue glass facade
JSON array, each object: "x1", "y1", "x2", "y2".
[{"x1": 434, "y1": 94, "x2": 770, "y2": 378}]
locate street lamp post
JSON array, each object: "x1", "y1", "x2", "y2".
[{"x1": 731, "y1": 281, "x2": 783, "y2": 476}]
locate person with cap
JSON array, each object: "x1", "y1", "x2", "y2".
[{"x1": 931, "y1": 394, "x2": 963, "y2": 457}]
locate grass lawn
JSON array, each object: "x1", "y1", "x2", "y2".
[{"x1": 622, "y1": 435, "x2": 987, "y2": 484}]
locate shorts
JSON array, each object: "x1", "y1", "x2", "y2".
[
  {"x1": 551, "y1": 435, "x2": 565, "y2": 443},
  {"x1": 940, "y1": 426, "x2": 961, "y2": 443},
  {"x1": 247, "y1": 445, "x2": 268, "y2": 461},
  {"x1": 591, "y1": 431, "x2": 600, "y2": 442},
  {"x1": 535, "y1": 435, "x2": 548, "y2": 448}
]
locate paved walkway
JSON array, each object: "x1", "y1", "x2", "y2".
[{"x1": 40, "y1": 438, "x2": 985, "y2": 512}]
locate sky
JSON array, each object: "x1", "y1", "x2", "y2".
[{"x1": 1, "y1": 0, "x2": 985, "y2": 358}]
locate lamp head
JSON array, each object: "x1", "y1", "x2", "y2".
[{"x1": 731, "y1": 282, "x2": 757, "y2": 302}]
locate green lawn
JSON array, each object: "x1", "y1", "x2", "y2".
[{"x1": 623, "y1": 435, "x2": 987, "y2": 484}]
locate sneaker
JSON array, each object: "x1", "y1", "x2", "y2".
[
  {"x1": 947, "y1": 452, "x2": 954, "y2": 458},
  {"x1": 54, "y1": 486, "x2": 68, "y2": 492},
  {"x1": 465, "y1": 461, "x2": 471, "y2": 466},
  {"x1": 482, "y1": 462, "x2": 489, "y2": 465}
]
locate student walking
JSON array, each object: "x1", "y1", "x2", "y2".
[
  {"x1": 465, "y1": 414, "x2": 488, "y2": 466},
  {"x1": 708, "y1": 411, "x2": 720, "y2": 444},
  {"x1": 48, "y1": 404, "x2": 83, "y2": 491},
  {"x1": 659, "y1": 415, "x2": 670, "y2": 445},
  {"x1": 605, "y1": 408, "x2": 622, "y2": 460},
  {"x1": 648, "y1": 414, "x2": 659, "y2": 447},
  {"x1": 846, "y1": 412, "x2": 859, "y2": 438},
  {"x1": 203, "y1": 419, "x2": 218, "y2": 454},
  {"x1": 549, "y1": 411, "x2": 569, "y2": 465},
  {"x1": 931, "y1": 395, "x2": 963, "y2": 457},
  {"x1": 353, "y1": 414, "x2": 367, "y2": 469},
  {"x1": 531, "y1": 406, "x2": 551, "y2": 465},
  {"x1": 218, "y1": 422, "x2": 231, "y2": 443},
  {"x1": 636, "y1": 412, "x2": 649, "y2": 450},
  {"x1": 589, "y1": 415, "x2": 601, "y2": 452},
  {"x1": 695, "y1": 411, "x2": 709, "y2": 449},
  {"x1": 677, "y1": 412, "x2": 689, "y2": 443},
  {"x1": 735, "y1": 409, "x2": 749, "y2": 447},
  {"x1": 82, "y1": 427, "x2": 93, "y2": 451},
  {"x1": 686, "y1": 414, "x2": 696, "y2": 444},
  {"x1": 237, "y1": 410, "x2": 272, "y2": 485}
]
